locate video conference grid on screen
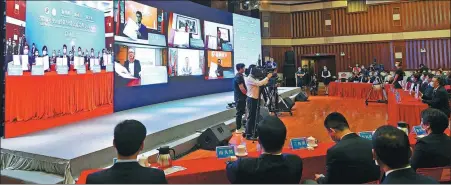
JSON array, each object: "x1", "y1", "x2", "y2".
[
  {"x1": 5, "y1": 0, "x2": 262, "y2": 84},
  {"x1": 5, "y1": 1, "x2": 111, "y2": 75}
]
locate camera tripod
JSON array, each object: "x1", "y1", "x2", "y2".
[
  {"x1": 263, "y1": 84, "x2": 293, "y2": 116},
  {"x1": 365, "y1": 78, "x2": 388, "y2": 105}
]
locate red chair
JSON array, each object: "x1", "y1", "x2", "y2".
[{"x1": 417, "y1": 166, "x2": 451, "y2": 183}]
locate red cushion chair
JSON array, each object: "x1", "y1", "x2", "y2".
[{"x1": 416, "y1": 166, "x2": 451, "y2": 183}]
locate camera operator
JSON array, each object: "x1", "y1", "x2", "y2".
[
  {"x1": 234, "y1": 63, "x2": 247, "y2": 134},
  {"x1": 244, "y1": 64, "x2": 273, "y2": 140}
]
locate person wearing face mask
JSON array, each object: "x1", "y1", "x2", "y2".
[
  {"x1": 349, "y1": 64, "x2": 361, "y2": 75},
  {"x1": 421, "y1": 76, "x2": 450, "y2": 118},
  {"x1": 30, "y1": 49, "x2": 40, "y2": 67},
  {"x1": 410, "y1": 108, "x2": 451, "y2": 171},
  {"x1": 13, "y1": 41, "x2": 19, "y2": 55},
  {"x1": 100, "y1": 49, "x2": 106, "y2": 69},
  {"x1": 62, "y1": 44, "x2": 70, "y2": 67},
  {"x1": 310, "y1": 112, "x2": 380, "y2": 184},
  {"x1": 31, "y1": 43, "x2": 36, "y2": 57},
  {"x1": 392, "y1": 61, "x2": 405, "y2": 89},
  {"x1": 321, "y1": 66, "x2": 331, "y2": 95},
  {"x1": 296, "y1": 67, "x2": 305, "y2": 90}
]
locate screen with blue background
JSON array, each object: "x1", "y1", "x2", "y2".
[
  {"x1": 25, "y1": 1, "x2": 106, "y2": 54},
  {"x1": 114, "y1": 0, "x2": 235, "y2": 112},
  {"x1": 233, "y1": 13, "x2": 261, "y2": 73}
]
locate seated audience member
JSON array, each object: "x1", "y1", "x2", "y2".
[
  {"x1": 86, "y1": 120, "x2": 167, "y2": 184},
  {"x1": 421, "y1": 76, "x2": 451, "y2": 118},
  {"x1": 420, "y1": 73, "x2": 434, "y2": 97},
  {"x1": 226, "y1": 116, "x2": 303, "y2": 184},
  {"x1": 372, "y1": 125, "x2": 438, "y2": 184},
  {"x1": 411, "y1": 108, "x2": 451, "y2": 170},
  {"x1": 419, "y1": 63, "x2": 429, "y2": 74},
  {"x1": 446, "y1": 72, "x2": 451, "y2": 86},
  {"x1": 312, "y1": 112, "x2": 380, "y2": 184},
  {"x1": 410, "y1": 73, "x2": 422, "y2": 90}
]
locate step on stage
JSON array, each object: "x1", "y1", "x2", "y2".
[{"x1": 1, "y1": 87, "x2": 300, "y2": 184}]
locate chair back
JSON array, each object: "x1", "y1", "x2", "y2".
[
  {"x1": 416, "y1": 166, "x2": 451, "y2": 183},
  {"x1": 364, "y1": 180, "x2": 379, "y2": 184}
]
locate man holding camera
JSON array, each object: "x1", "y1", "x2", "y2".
[{"x1": 244, "y1": 65, "x2": 273, "y2": 140}]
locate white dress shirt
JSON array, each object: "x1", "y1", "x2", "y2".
[
  {"x1": 245, "y1": 76, "x2": 270, "y2": 99},
  {"x1": 385, "y1": 165, "x2": 411, "y2": 176},
  {"x1": 129, "y1": 62, "x2": 135, "y2": 76}
]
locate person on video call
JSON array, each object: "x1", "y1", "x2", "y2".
[
  {"x1": 135, "y1": 11, "x2": 148, "y2": 40},
  {"x1": 216, "y1": 59, "x2": 224, "y2": 77},
  {"x1": 217, "y1": 29, "x2": 225, "y2": 50},
  {"x1": 181, "y1": 57, "x2": 192, "y2": 76},
  {"x1": 124, "y1": 48, "x2": 141, "y2": 78}
]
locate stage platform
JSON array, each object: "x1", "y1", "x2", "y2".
[{"x1": 1, "y1": 87, "x2": 300, "y2": 184}]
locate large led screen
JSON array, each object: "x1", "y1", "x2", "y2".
[{"x1": 233, "y1": 13, "x2": 261, "y2": 72}]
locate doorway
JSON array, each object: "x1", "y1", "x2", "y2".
[{"x1": 300, "y1": 55, "x2": 336, "y2": 82}]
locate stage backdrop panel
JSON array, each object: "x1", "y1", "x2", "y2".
[
  {"x1": 114, "y1": 0, "x2": 234, "y2": 112},
  {"x1": 25, "y1": 1, "x2": 106, "y2": 54}
]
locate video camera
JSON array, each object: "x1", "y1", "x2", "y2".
[{"x1": 246, "y1": 64, "x2": 276, "y2": 80}]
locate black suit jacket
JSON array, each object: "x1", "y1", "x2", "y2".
[
  {"x1": 381, "y1": 168, "x2": 438, "y2": 184},
  {"x1": 226, "y1": 154, "x2": 303, "y2": 184},
  {"x1": 317, "y1": 133, "x2": 381, "y2": 184},
  {"x1": 124, "y1": 60, "x2": 141, "y2": 79},
  {"x1": 422, "y1": 86, "x2": 451, "y2": 117},
  {"x1": 86, "y1": 162, "x2": 167, "y2": 184},
  {"x1": 411, "y1": 133, "x2": 451, "y2": 170}
]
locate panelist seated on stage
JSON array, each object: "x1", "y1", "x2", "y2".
[
  {"x1": 372, "y1": 125, "x2": 438, "y2": 184},
  {"x1": 306, "y1": 112, "x2": 380, "y2": 184},
  {"x1": 86, "y1": 120, "x2": 167, "y2": 184},
  {"x1": 420, "y1": 76, "x2": 451, "y2": 118},
  {"x1": 411, "y1": 108, "x2": 451, "y2": 171},
  {"x1": 124, "y1": 48, "x2": 142, "y2": 79},
  {"x1": 226, "y1": 116, "x2": 303, "y2": 184}
]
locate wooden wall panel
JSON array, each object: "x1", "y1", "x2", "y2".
[
  {"x1": 269, "y1": 13, "x2": 292, "y2": 38},
  {"x1": 284, "y1": 0, "x2": 451, "y2": 39},
  {"x1": 405, "y1": 38, "x2": 451, "y2": 70}
]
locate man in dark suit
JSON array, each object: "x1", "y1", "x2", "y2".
[
  {"x1": 86, "y1": 120, "x2": 167, "y2": 184},
  {"x1": 372, "y1": 125, "x2": 438, "y2": 184},
  {"x1": 226, "y1": 116, "x2": 303, "y2": 184},
  {"x1": 421, "y1": 76, "x2": 451, "y2": 118},
  {"x1": 313, "y1": 112, "x2": 380, "y2": 184},
  {"x1": 135, "y1": 11, "x2": 148, "y2": 40},
  {"x1": 124, "y1": 48, "x2": 141, "y2": 79},
  {"x1": 411, "y1": 108, "x2": 451, "y2": 170}
]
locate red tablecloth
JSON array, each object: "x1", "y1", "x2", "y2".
[
  {"x1": 328, "y1": 82, "x2": 382, "y2": 100},
  {"x1": 386, "y1": 84, "x2": 428, "y2": 130},
  {"x1": 4, "y1": 71, "x2": 114, "y2": 138},
  {"x1": 76, "y1": 142, "x2": 335, "y2": 184}
]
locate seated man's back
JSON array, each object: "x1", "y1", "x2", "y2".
[
  {"x1": 227, "y1": 154, "x2": 303, "y2": 184},
  {"x1": 411, "y1": 133, "x2": 451, "y2": 170},
  {"x1": 382, "y1": 168, "x2": 438, "y2": 184},
  {"x1": 320, "y1": 133, "x2": 381, "y2": 183},
  {"x1": 86, "y1": 162, "x2": 167, "y2": 184}
]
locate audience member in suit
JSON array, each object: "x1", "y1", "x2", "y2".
[
  {"x1": 62, "y1": 44, "x2": 70, "y2": 67},
  {"x1": 421, "y1": 76, "x2": 451, "y2": 118},
  {"x1": 411, "y1": 108, "x2": 451, "y2": 170},
  {"x1": 124, "y1": 48, "x2": 141, "y2": 79},
  {"x1": 372, "y1": 125, "x2": 438, "y2": 184},
  {"x1": 31, "y1": 43, "x2": 36, "y2": 57},
  {"x1": 420, "y1": 73, "x2": 434, "y2": 96},
  {"x1": 86, "y1": 120, "x2": 167, "y2": 184},
  {"x1": 309, "y1": 112, "x2": 380, "y2": 184},
  {"x1": 226, "y1": 116, "x2": 303, "y2": 184}
]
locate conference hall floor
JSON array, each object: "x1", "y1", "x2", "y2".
[{"x1": 180, "y1": 93, "x2": 387, "y2": 160}]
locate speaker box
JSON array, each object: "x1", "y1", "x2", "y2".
[
  {"x1": 295, "y1": 91, "x2": 309, "y2": 102},
  {"x1": 278, "y1": 97, "x2": 294, "y2": 111},
  {"x1": 283, "y1": 64, "x2": 296, "y2": 86},
  {"x1": 198, "y1": 123, "x2": 232, "y2": 150},
  {"x1": 285, "y1": 51, "x2": 295, "y2": 64}
]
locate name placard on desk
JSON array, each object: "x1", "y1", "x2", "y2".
[
  {"x1": 31, "y1": 65, "x2": 44, "y2": 75},
  {"x1": 91, "y1": 65, "x2": 101, "y2": 73},
  {"x1": 290, "y1": 137, "x2": 307, "y2": 150},
  {"x1": 77, "y1": 67, "x2": 86, "y2": 74},
  {"x1": 56, "y1": 65, "x2": 69, "y2": 75},
  {"x1": 216, "y1": 146, "x2": 235, "y2": 159},
  {"x1": 358, "y1": 131, "x2": 374, "y2": 140},
  {"x1": 7, "y1": 64, "x2": 23, "y2": 76},
  {"x1": 106, "y1": 64, "x2": 114, "y2": 72},
  {"x1": 412, "y1": 125, "x2": 426, "y2": 136}
]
